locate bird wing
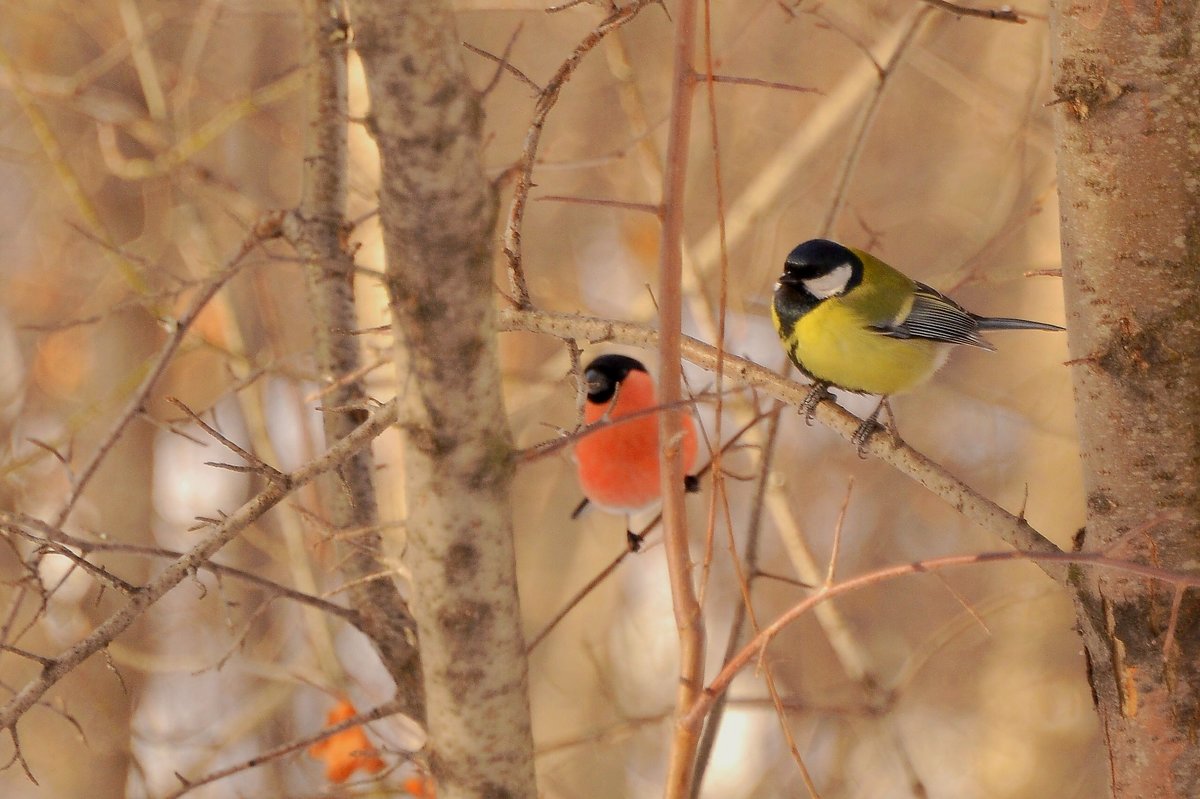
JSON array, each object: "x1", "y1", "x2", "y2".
[{"x1": 872, "y1": 282, "x2": 995, "y2": 350}]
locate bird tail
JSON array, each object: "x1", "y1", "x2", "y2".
[{"x1": 973, "y1": 315, "x2": 1064, "y2": 333}]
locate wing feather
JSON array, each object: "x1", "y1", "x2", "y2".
[{"x1": 872, "y1": 282, "x2": 994, "y2": 350}]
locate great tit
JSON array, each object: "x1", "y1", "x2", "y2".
[
  {"x1": 571, "y1": 354, "x2": 699, "y2": 550},
  {"x1": 771, "y1": 238, "x2": 1063, "y2": 443}
]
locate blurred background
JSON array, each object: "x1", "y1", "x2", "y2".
[{"x1": 0, "y1": 0, "x2": 1095, "y2": 796}]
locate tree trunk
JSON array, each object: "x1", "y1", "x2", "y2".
[
  {"x1": 347, "y1": 1, "x2": 537, "y2": 796},
  {"x1": 293, "y1": 0, "x2": 424, "y2": 717},
  {"x1": 1050, "y1": 3, "x2": 1200, "y2": 796}
]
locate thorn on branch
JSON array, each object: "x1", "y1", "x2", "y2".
[
  {"x1": 167, "y1": 397, "x2": 286, "y2": 483},
  {"x1": 463, "y1": 35, "x2": 541, "y2": 96},
  {"x1": 0, "y1": 643, "x2": 55, "y2": 669},
  {"x1": 5, "y1": 728, "x2": 39, "y2": 785},
  {"x1": 697, "y1": 73, "x2": 821, "y2": 95}
]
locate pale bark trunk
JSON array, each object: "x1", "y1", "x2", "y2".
[
  {"x1": 293, "y1": 0, "x2": 424, "y2": 717},
  {"x1": 1050, "y1": 4, "x2": 1200, "y2": 796},
  {"x1": 347, "y1": 1, "x2": 537, "y2": 796}
]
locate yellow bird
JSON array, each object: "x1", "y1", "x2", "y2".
[{"x1": 771, "y1": 238, "x2": 1063, "y2": 443}]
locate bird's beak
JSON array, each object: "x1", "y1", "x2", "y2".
[{"x1": 776, "y1": 271, "x2": 803, "y2": 288}]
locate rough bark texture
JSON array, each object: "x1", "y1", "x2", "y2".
[
  {"x1": 293, "y1": 0, "x2": 424, "y2": 716},
  {"x1": 347, "y1": 1, "x2": 537, "y2": 796},
  {"x1": 1050, "y1": 4, "x2": 1200, "y2": 796}
]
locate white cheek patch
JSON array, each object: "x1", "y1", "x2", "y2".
[{"x1": 801, "y1": 263, "x2": 853, "y2": 299}]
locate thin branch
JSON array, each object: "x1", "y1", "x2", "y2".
[
  {"x1": 164, "y1": 699, "x2": 407, "y2": 799},
  {"x1": 52, "y1": 211, "x2": 286, "y2": 529},
  {"x1": 526, "y1": 549, "x2": 630, "y2": 654},
  {"x1": 821, "y1": 7, "x2": 930, "y2": 237},
  {"x1": 0, "y1": 512, "x2": 363, "y2": 625},
  {"x1": 166, "y1": 397, "x2": 284, "y2": 481},
  {"x1": 3, "y1": 525, "x2": 138, "y2": 595},
  {"x1": 0, "y1": 644, "x2": 54, "y2": 668},
  {"x1": 697, "y1": 73, "x2": 820, "y2": 94},
  {"x1": 683, "y1": 549, "x2": 1200, "y2": 732},
  {"x1": 497, "y1": 308, "x2": 1067, "y2": 576},
  {"x1": 534, "y1": 194, "x2": 661, "y2": 215},
  {"x1": 824, "y1": 479, "x2": 854, "y2": 587},
  {"x1": 501, "y1": 0, "x2": 656, "y2": 308},
  {"x1": 517, "y1": 391, "x2": 728, "y2": 462},
  {"x1": 464, "y1": 32, "x2": 541, "y2": 95},
  {"x1": 0, "y1": 399, "x2": 398, "y2": 734},
  {"x1": 917, "y1": 0, "x2": 1027, "y2": 23},
  {"x1": 689, "y1": 404, "x2": 783, "y2": 796},
  {"x1": 658, "y1": 2, "x2": 704, "y2": 794}
]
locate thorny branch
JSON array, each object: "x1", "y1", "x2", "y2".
[
  {"x1": 501, "y1": 0, "x2": 657, "y2": 308},
  {"x1": 52, "y1": 211, "x2": 287, "y2": 529},
  {"x1": 164, "y1": 699, "x2": 408, "y2": 799},
  {"x1": 0, "y1": 399, "x2": 398, "y2": 739},
  {"x1": 681, "y1": 548, "x2": 1200, "y2": 731}
]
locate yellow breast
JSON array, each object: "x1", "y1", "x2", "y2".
[{"x1": 783, "y1": 299, "x2": 948, "y2": 395}]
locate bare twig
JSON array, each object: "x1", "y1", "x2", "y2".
[
  {"x1": 0, "y1": 399, "x2": 398, "y2": 735},
  {"x1": 697, "y1": 73, "x2": 820, "y2": 94},
  {"x1": 917, "y1": 0, "x2": 1026, "y2": 23},
  {"x1": 501, "y1": 0, "x2": 656, "y2": 308},
  {"x1": 165, "y1": 699, "x2": 408, "y2": 799},
  {"x1": 165, "y1": 397, "x2": 284, "y2": 481},
  {"x1": 683, "y1": 549, "x2": 1200, "y2": 732},
  {"x1": 821, "y1": 7, "x2": 930, "y2": 237},
  {"x1": 3, "y1": 524, "x2": 137, "y2": 595},
  {"x1": 464, "y1": 29, "x2": 541, "y2": 95},
  {"x1": 53, "y1": 211, "x2": 286, "y2": 529},
  {"x1": 535, "y1": 194, "x2": 660, "y2": 215},
  {"x1": 658, "y1": 3, "x2": 704, "y2": 795},
  {"x1": 689, "y1": 405, "x2": 783, "y2": 797},
  {"x1": 0, "y1": 512, "x2": 363, "y2": 625}
]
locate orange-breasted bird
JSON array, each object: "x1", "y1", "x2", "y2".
[{"x1": 572, "y1": 354, "x2": 700, "y2": 549}]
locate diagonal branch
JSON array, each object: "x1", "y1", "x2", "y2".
[
  {"x1": 498, "y1": 308, "x2": 1066, "y2": 574},
  {"x1": 53, "y1": 211, "x2": 286, "y2": 529},
  {"x1": 0, "y1": 399, "x2": 399, "y2": 735}
]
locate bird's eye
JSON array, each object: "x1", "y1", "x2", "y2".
[{"x1": 584, "y1": 369, "x2": 607, "y2": 394}]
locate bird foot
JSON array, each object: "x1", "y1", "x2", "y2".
[
  {"x1": 626, "y1": 530, "x2": 644, "y2": 553},
  {"x1": 852, "y1": 417, "x2": 879, "y2": 458},
  {"x1": 853, "y1": 398, "x2": 899, "y2": 458},
  {"x1": 799, "y1": 382, "x2": 833, "y2": 425}
]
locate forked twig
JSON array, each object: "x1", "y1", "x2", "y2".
[{"x1": 501, "y1": 0, "x2": 656, "y2": 308}]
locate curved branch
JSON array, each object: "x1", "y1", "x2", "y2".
[
  {"x1": 682, "y1": 548, "x2": 1200, "y2": 732},
  {"x1": 501, "y1": 0, "x2": 657, "y2": 308},
  {"x1": 497, "y1": 308, "x2": 1066, "y2": 576}
]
